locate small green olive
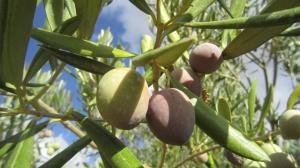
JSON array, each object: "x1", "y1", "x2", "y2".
[
  {"x1": 279, "y1": 109, "x2": 300, "y2": 139},
  {"x1": 97, "y1": 68, "x2": 150, "y2": 130}
]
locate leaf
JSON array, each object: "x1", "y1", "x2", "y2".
[
  {"x1": 287, "y1": 84, "x2": 300, "y2": 109},
  {"x1": 72, "y1": 112, "x2": 143, "y2": 168},
  {"x1": 5, "y1": 136, "x2": 34, "y2": 168},
  {"x1": 248, "y1": 80, "x2": 257, "y2": 129},
  {"x1": 141, "y1": 34, "x2": 154, "y2": 53},
  {"x1": 31, "y1": 28, "x2": 136, "y2": 58},
  {"x1": 43, "y1": 47, "x2": 114, "y2": 75},
  {"x1": 217, "y1": 98, "x2": 232, "y2": 122},
  {"x1": 280, "y1": 26, "x2": 300, "y2": 36},
  {"x1": 0, "y1": 80, "x2": 16, "y2": 94},
  {"x1": 222, "y1": 0, "x2": 300, "y2": 59},
  {"x1": 171, "y1": 79, "x2": 270, "y2": 162},
  {"x1": 255, "y1": 86, "x2": 274, "y2": 132},
  {"x1": 129, "y1": 0, "x2": 155, "y2": 16},
  {"x1": 0, "y1": 120, "x2": 48, "y2": 158},
  {"x1": 24, "y1": 16, "x2": 81, "y2": 84},
  {"x1": 74, "y1": 0, "x2": 109, "y2": 39},
  {"x1": 43, "y1": 0, "x2": 64, "y2": 31},
  {"x1": 182, "y1": 6, "x2": 300, "y2": 29},
  {"x1": 216, "y1": 0, "x2": 233, "y2": 18},
  {"x1": 132, "y1": 37, "x2": 196, "y2": 66},
  {"x1": 39, "y1": 136, "x2": 92, "y2": 168},
  {"x1": 0, "y1": 0, "x2": 36, "y2": 87}
]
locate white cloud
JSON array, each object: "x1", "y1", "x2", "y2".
[{"x1": 101, "y1": 0, "x2": 154, "y2": 53}]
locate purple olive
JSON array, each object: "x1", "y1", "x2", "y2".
[
  {"x1": 189, "y1": 43, "x2": 222, "y2": 74},
  {"x1": 171, "y1": 68, "x2": 202, "y2": 97},
  {"x1": 146, "y1": 88, "x2": 195, "y2": 145}
]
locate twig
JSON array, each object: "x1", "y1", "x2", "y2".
[
  {"x1": 173, "y1": 145, "x2": 221, "y2": 168},
  {"x1": 158, "y1": 143, "x2": 168, "y2": 168},
  {"x1": 252, "y1": 130, "x2": 281, "y2": 141}
]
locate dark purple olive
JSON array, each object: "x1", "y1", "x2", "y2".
[
  {"x1": 189, "y1": 43, "x2": 222, "y2": 74},
  {"x1": 146, "y1": 88, "x2": 195, "y2": 145},
  {"x1": 171, "y1": 68, "x2": 202, "y2": 97}
]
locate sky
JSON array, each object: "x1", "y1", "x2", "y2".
[{"x1": 2, "y1": 0, "x2": 298, "y2": 166}]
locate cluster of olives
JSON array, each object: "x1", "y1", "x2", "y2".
[{"x1": 96, "y1": 43, "x2": 222, "y2": 145}]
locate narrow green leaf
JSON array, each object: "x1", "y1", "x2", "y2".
[
  {"x1": 0, "y1": 0, "x2": 36, "y2": 87},
  {"x1": 43, "y1": 47, "x2": 114, "y2": 75},
  {"x1": 31, "y1": 28, "x2": 136, "y2": 58},
  {"x1": 248, "y1": 80, "x2": 257, "y2": 129},
  {"x1": 255, "y1": 86, "x2": 274, "y2": 132},
  {"x1": 74, "y1": 0, "x2": 109, "y2": 39},
  {"x1": 0, "y1": 80, "x2": 16, "y2": 94},
  {"x1": 5, "y1": 136, "x2": 34, "y2": 168},
  {"x1": 171, "y1": 79, "x2": 270, "y2": 162},
  {"x1": 280, "y1": 26, "x2": 300, "y2": 36},
  {"x1": 216, "y1": 0, "x2": 233, "y2": 18},
  {"x1": 129, "y1": 0, "x2": 155, "y2": 16},
  {"x1": 132, "y1": 37, "x2": 196, "y2": 66},
  {"x1": 217, "y1": 98, "x2": 232, "y2": 122},
  {"x1": 24, "y1": 16, "x2": 81, "y2": 84},
  {"x1": 72, "y1": 112, "x2": 143, "y2": 168},
  {"x1": 182, "y1": 7, "x2": 300, "y2": 29},
  {"x1": 40, "y1": 136, "x2": 92, "y2": 168},
  {"x1": 287, "y1": 84, "x2": 300, "y2": 109},
  {"x1": 0, "y1": 120, "x2": 48, "y2": 158},
  {"x1": 222, "y1": 0, "x2": 300, "y2": 59},
  {"x1": 43, "y1": 0, "x2": 64, "y2": 31},
  {"x1": 141, "y1": 34, "x2": 154, "y2": 53}
]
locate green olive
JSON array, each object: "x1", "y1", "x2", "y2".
[
  {"x1": 97, "y1": 68, "x2": 150, "y2": 130},
  {"x1": 279, "y1": 109, "x2": 300, "y2": 139}
]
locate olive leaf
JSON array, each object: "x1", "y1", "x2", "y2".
[
  {"x1": 43, "y1": 0, "x2": 64, "y2": 31},
  {"x1": 280, "y1": 26, "x2": 300, "y2": 36},
  {"x1": 31, "y1": 28, "x2": 136, "y2": 58},
  {"x1": 248, "y1": 80, "x2": 257, "y2": 129},
  {"x1": 74, "y1": 0, "x2": 110, "y2": 39},
  {"x1": 287, "y1": 84, "x2": 300, "y2": 109},
  {"x1": 0, "y1": 80, "x2": 16, "y2": 94},
  {"x1": 171, "y1": 79, "x2": 270, "y2": 162},
  {"x1": 24, "y1": 16, "x2": 81, "y2": 84},
  {"x1": 181, "y1": 6, "x2": 300, "y2": 29},
  {"x1": 141, "y1": 34, "x2": 154, "y2": 53},
  {"x1": 72, "y1": 112, "x2": 143, "y2": 168},
  {"x1": 132, "y1": 37, "x2": 196, "y2": 66},
  {"x1": 5, "y1": 136, "x2": 34, "y2": 168},
  {"x1": 255, "y1": 86, "x2": 274, "y2": 133},
  {"x1": 39, "y1": 136, "x2": 92, "y2": 168},
  {"x1": 217, "y1": 98, "x2": 232, "y2": 122},
  {"x1": 0, "y1": 0, "x2": 36, "y2": 87},
  {"x1": 42, "y1": 46, "x2": 114, "y2": 75},
  {"x1": 129, "y1": 0, "x2": 155, "y2": 17},
  {"x1": 216, "y1": 0, "x2": 233, "y2": 18},
  {"x1": 222, "y1": 0, "x2": 300, "y2": 59}
]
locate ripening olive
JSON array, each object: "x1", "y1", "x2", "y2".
[
  {"x1": 97, "y1": 68, "x2": 150, "y2": 130},
  {"x1": 146, "y1": 88, "x2": 195, "y2": 145},
  {"x1": 189, "y1": 43, "x2": 222, "y2": 74},
  {"x1": 279, "y1": 109, "x2": 300, "y2": 139},
  {"x1": 171, "y1": 68, "x2": 202, "y2": 97}
]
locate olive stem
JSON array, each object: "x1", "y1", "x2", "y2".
[
  {"x1": 158, "y1": 143, "x2": 168, "y2": 168},
  {"x1": 173, "y1": 145, "x2": 221, "y2": 168}
]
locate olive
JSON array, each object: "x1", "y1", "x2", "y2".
[
  {"x1": 97, "y1": 68, "x2": 150, "y2": 130},
  {"x1": 146, "y1": 88, "x2": 195, "y2": 145},
  {"x1": 189, "y1": 43, "x2": 222, "y2": 74},
  {"x1": 171, "y1": 68, "x2": 202, "y2": 97},
  {"x1": 279, "y1": 109, "x2": 300, "y2": 139}
]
